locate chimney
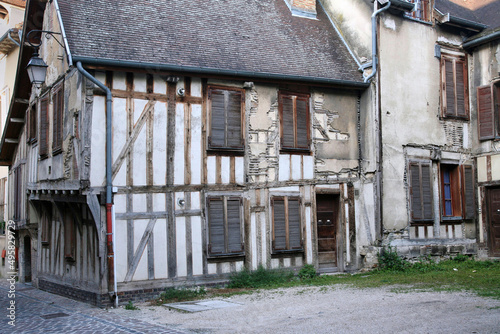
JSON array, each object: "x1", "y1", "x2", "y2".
[{"x1": 285, "y1": 0, "x2": 317, "y2": 19}]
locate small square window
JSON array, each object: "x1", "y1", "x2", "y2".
[{"x1": 279, "y1": 92, "x2": 310, "y2": 152}]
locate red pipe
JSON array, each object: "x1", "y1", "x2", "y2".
[{"x1": 106, "y1": 203, "x2": 114, "y2": 286}]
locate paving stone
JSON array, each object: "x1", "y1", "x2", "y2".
[{"x1": 0, "y1": 281, "x2": 193, "y2": 333}]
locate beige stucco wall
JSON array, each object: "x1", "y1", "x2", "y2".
[{"x1": 378, "y1": 13, "x2": 471, "y2": 232}]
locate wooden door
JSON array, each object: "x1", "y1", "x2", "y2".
[
  {"x1": 488, "y1": 188, "x2": 500, "y2": 256},
  {"x1": 316, "y1": 194, "x2": 339, "y2": 271}
]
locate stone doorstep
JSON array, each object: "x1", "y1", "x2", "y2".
[{"x1": 164, "y1": 299, "x2": 242, "y2": 313}]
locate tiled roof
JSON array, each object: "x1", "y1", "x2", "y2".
[
  {"x1": 57, "y1": 0, "x2": 364, "y2": 84},
  {"x1": 435, "y1": 0, "x2": 500, "y2": 28}
]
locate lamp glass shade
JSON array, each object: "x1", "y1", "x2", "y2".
[{"x1": 26, "y1": 54, "x2": 48, "y2": 85}]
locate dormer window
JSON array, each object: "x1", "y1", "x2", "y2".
[{"x1": 405, "y1": 0, "x2": 431, "y2": 22}]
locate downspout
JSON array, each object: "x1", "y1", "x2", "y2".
[
  {"x1": 76, "y1": 62, "x2": 116, "y2": 307},
  {"x1": 7, "y1": 30, "x2": 20, "y2": 47},
  {"x1": 363, "y1": 1, "x2": 391, "y2": 83}
]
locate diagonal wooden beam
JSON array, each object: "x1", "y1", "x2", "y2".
[
  {"x1": 106, "y1": 100, "x2": 157, "y2": 185},
  {"x1": 124, "y1": 217, "x2": 158, "y2": 282}
]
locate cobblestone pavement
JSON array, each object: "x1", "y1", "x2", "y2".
[{"x1": 0, "y1": 280, "x2": 192, "y2": 334}]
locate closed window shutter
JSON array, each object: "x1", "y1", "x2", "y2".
[
  {"x1": 477, "y1": 85, "x2": 494, "y2": 140},
  {"x1": 288, "y1": 198, "x2": 302, "y2": 249},
  {"x1": 28, "y1": 106, "x2": 37, "y2": 142},
  {"x1": 410, "y1": 162, "x2": 433, "y2": 221},
  {"x1": 227, "y1": 198, "x2": 242, "y2": 253},
  {"x1": 39, "y1": 97, "x2": 49, "y2": 157},
  {"x1": 273, "y1": 198, "x2": 287, "y2": 251},
  {"x1": 226, "y1": 91, "x2": 243, "y2": 148},
  {"x1": 208, "y1": 197, "x2": 225, "y2": 254},
  {"x1": 209, "y1": 90, "x2": 226, "y2": 148},
  {"x1": 444, "y1": 59, "x2": 455, "y2": 116},
  {"x1": 462, "y1": 165, "x2": 475, "y2": 219},
  {"x1": 209, "y1": 88, "x2": 243, "y2": 149},
  {"x1": 456, "y1": 60, "x2": 467, "y2": 117},
  {"x1": 281, "y1": 95, "x2": 295, "y2": 148},
  {"x1": 295, "y1": 98, "x2": 309, "y2": 149},
  {"x1": 53, "y1": 84, "x2": 64, "y2": 152}
]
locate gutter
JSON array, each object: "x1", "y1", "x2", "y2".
[
  {"x1": 53, "y1": 0, "x2": 73, "y2": 66},
  {"x1": 72, "y1": 56, "x2": 369, "y2": 89},
  {"x1": 364, "y1": 1, "x2": 391, "y2": 83},
  {"x1": 438, "y1": 13, "x2": 487, "y2": 32},
  {"x1": 76, "y1": 62, "x2": 117, "y2": 307},
  {"x1": 463, "y1": 30, "x2": 500, "y2": 49}
]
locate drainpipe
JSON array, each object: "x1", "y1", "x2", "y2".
[
  {"x1": 76, "y1": 62, "x2": 117, "y2": 307},
  {"x1": 7, "y1": 30, "x2": 20, "y2": 47},
  {"x1": 363, "y1": 1, "x2": 391, "y2": 83}
]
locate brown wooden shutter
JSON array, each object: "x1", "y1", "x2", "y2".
[
  {"x1": 462, "y1": 165, "x2": 475, "y2": 219},
  {"x1": 295, "y1": 97, "x2": 309, "y2": 149},
  {"x1": 288, "y1": 198, "x2": 302, "y2": 249},
  {"x1": 226, "y1": 91, "x2": 243, "y2": 148},
  {"x1": 272, "y1": 198, "x2": 287, "y2": 251},
  {"x1": 456, "y1": 60, "x2": 467, "y2": 117},
  {"x1": 410, "y1": 162, "x2": 433, "y2": 221},
  {"x1": 209, "y1": 89, "x2": 226, "y2": 148},
  {"x1": 280, "y1": 95, "x2": 295, "y2": 149},
  {"x1": 444, "y1": 59, "x2": 455, "y2": 116},
  {"x1": 208, "y1": 197, "x2": 225, "y2": 254},
  {"x1": 52, "y1": 84, "x2": 64, "y2": 153},
  {"x1": 226, "y1": 198, "x2": 243, "y2": 253},
  {"x1": 39, "y1": 97, "x2": 49, "y2": 157},
  {"x1": 477, "y1": 85, "x2": 495, "y2": 140}
]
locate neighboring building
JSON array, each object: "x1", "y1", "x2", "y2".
[
  {"x1": 0, "y1": 0, "x2": 24, "y2": 278},
  {"x1": 464, "y1": 27, "x2": 500, "y2": 257},
  {"x1": 0, "y1": 0, "x2": 378, "y2": 306},
  {"x1": 322, "y1": 0, "x2": 500, "y2": 259}
]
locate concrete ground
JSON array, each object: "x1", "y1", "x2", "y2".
[
  {"x1": 112, "y1": 285, "x2": 500, "y2": 334},
  {"x1": 1, "y1": 280, "x2": 499, "y2": 333}
]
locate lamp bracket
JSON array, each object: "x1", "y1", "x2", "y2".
[{"x1": 26, "y1": 29, "x2": 64, "y2": 49}]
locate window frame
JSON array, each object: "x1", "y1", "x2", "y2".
[
  {"x1": 477, "y1": 83, "x2": 500, "y2": 141},
  {"x1": 40, "y1": 205, "x2": 51, "y2": 245},
  {"x1": 439, "y1": 163, "x2": 475, "y2": 220},
  {"x1": 207, "y1": 85, "x2": 245, "y2": 154},
  {"x1": 52, "y1": 81, "x2": 64, "y2": 155},
  {"x1": 206, "y1": 196, "x2": 244, "y2": 257},
  {"x1": 440, "y1": 52, "x2": 469, "y2": 119},
  {"x1": 279, "y1": 91, "x2": 311, "y2": 153},
  {"x1": 271, "y1": 196, "x2": 303, "y2": 253},
  {"x1": 27, "y1": 104, "x2": 37, "y2": 144}
]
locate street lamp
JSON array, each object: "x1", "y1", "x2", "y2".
[
  {"x1": 25, "y1": 30, "x2": 64, "y2": 86},
  {"x1": 26, "y1": 51, "x2": 48, "y2": 86}
]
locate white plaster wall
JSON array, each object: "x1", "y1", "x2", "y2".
[
  {"x1": 132, "y1": 219, "x2": 149, "y2": 281},
  {"x1": 153, "y1": 219, "x2": 168, "y2": 279},
  {"x1": 90, "y1": 96, "x2": 106, "y2": 187},
  {"x1": 153, "y1": 103, "x2": 167, "y2": 185}
]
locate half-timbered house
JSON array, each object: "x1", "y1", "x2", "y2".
[{"x1": 0, "y1": 0, "x2": 378, "y2": 306}]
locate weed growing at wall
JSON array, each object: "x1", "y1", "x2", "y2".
[{"x1": 124, "y1": 301, "x2": 139, "y2": 310}]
